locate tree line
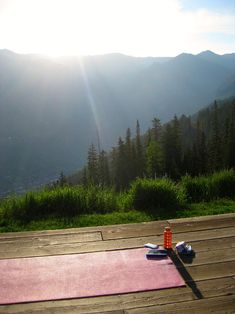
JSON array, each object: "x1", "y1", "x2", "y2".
[{"x1": 70, "y1": 97, "x2": 235, "y2": 190}]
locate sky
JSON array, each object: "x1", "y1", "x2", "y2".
[{"x1": 0, "y1": 0, "x2": 235, "y2": 57}]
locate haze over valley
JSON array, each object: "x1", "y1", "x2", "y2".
[{"x1": 0, "y1": 49, "x2": 235, "y2": 194}]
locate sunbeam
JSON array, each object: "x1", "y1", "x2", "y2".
[{"x1": 78, "y1": 58, "x2": 102, "y2": 152}]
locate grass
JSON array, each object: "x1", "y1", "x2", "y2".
[
  {"x1": 0, "y1": 170, "x2": 234, "y2": 233},
  {"x1": 176, "y1": 199, "x2": 235, "y2": 218},
  {"x1": 0, "y1": 210, "x2": 153, "y2": 233},
  {"x1": 0, "y1": 199, "x2": 234, "y2": 233}
]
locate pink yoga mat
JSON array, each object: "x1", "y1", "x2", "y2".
[{"x1": 0, "y1": 248, "x2": 185, "y2": 304}]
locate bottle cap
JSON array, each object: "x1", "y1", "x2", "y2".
[{"x1": 165, "y1": 227, "x2": 171, "y2": 231}]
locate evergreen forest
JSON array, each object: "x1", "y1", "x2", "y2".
[{"x1": 71, "y1": 97, "x2": 235, "y2": 190}]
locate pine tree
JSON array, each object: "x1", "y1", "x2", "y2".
[
  {"x1": 223, "y1": 117, "x2": 230, "y2": 167},
  {"x1": 163, "y1": 116, "x2": 182, "y2": 179},
  {"x1": 194, "y1": 119, "x2": 207, "y2": 174},
  {"x1": 163, "y1": 124, "x2": 173, "y2": 177},
  {"x1": 182, "y1": 147, "x2": 194, "y2": 175},
  {"x1": 145, "y1": 117, "x2": 163, "y2": 178},
  {"x1": 209, "y1": 101, "x2": 222, "y2": 171},
  {"x1": 58, "y1": 171, "x2": 67, "y2": 187},
  {"x1": 179, "y1": 114, "x2": 194, "y2": 150},
  {"x1": 125, "y1": 128, "x2": 135, "y2": 184},
  {"x1": 198, "y1": 130, "x2": 207, "y2": 174},
  {"x1": 173, "y1": 115, "x2": 182, "y2": 171},
  {"x1": 113, "y1": 137, "x2": 128, "y2": 190},
  {"x1": 226, "y1": 110, "x2": 235, "y2": 168},
  {"x1": 146, "y1": 140, "x2": 163, "y2": 178},
  {"x1": 81, "y1": 167, "x2": 88, "y2": 186},
  {"x1": 110, "y1": 147, "x2": 118, "y2": 186},
  {"x1": 135, "y1": 120, "x2": 145, "y2": 177},
  {"x1": 98, "y1": 150, "x2": 110, "y2": 186},
  {"x1": 146, "y1": 128, "x2": 152, "y2": 146},
  {"x1": 151, "y1": 117, "x2": 162, "y2": 142},
  {"x1": 87, "y1": 143, "x2": 98, "y2": 184}
]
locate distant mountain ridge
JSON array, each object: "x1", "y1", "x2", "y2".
[{"x1": 0, "y1": 49, "x2": 235, "y2": 195}]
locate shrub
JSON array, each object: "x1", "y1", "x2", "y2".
[
  {"x1": 210, "y1": 169, "x2": 235, "y2": 199},
  {"x1": 181, "y1": 175, "x2": 211, "y2": 202},
  {"x1": 0, "y1": 186, "x2": 119, "y2": 222},
  {"x1": 181, "y1": 169, "x2": 235, "y2": 202},
  {"x1": 117, "y1": 192, "x2": 133, "y2": 211},
  {"x1": 85, "y1": 186, "x2": 117, "y2": 214},
  {"x1": 129, "y1": 178, "x2": 182, "y2": 213}
]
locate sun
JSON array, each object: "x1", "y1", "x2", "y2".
[
  {"x1": 1, "y1": 0, "x2": 181, "y2": 57},
  {"x1": 1, "y1": 0, "x2": 235, "y2": 57},
  {"x1": 0, "y1": 0, "x2": 106, "y2": 57}
]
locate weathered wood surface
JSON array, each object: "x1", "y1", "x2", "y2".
[
  {"x1": 1, "y1": 227, "x2": 234, "y2": 259},
  {"x1": 0, "y1": 213, "x2": 235, "y2": 313}
]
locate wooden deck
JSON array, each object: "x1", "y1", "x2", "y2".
[{"x1": 0, "y1": 213, "x2": 235, "y2": 313}]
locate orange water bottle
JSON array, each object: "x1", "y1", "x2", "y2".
[{"x1": 164, "y1": 227, "x2": 172, "y2": 249}]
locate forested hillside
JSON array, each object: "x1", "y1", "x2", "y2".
[
  {"x1": 1, "y1": 49, "x2": 235, "y2": 195},
  {"x1": 70, "y1": 97, "x2": 235, "y2": 190}
]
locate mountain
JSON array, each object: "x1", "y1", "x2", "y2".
[
  {"x1": 197, "y1": 50, "x2": 235, "y2": 69},
  {"x1": 131, "y1": 51, "x2": 235, "y2": 120},
  {"x1": 0, "y1": 49, "x2": 234, "y2": 195}
]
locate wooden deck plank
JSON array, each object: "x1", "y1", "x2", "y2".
[
  {"x1": 185, "y1": 261, "x2": 235, "y2": 281},
  {"x1": 0, "y1": 308, "x2": 125, "y2": 314},
  {"x1": 101, "y1": 220, "x2": 168, "y2": 240},
  {"x1": 186, "y1": 236, "x2": 235, "y2": 252},
  {"x1": 177, "y1": 247, "x2": 235, "y2": 267},
  {"x1": 101, "y1": 225, "x2": 235, "y2": 243},
  {"x1": 124, "y1": 294, "x2": 235, "y2": 313},
  {"x1": 168, "y1": 213, "x2": 235, "y2": 225},
  {"x1": 195, "y1": 277, "x2": 235, "y2": 298},
  {"x1": 0, "y1": 236, "x2": 157, "y2": 259},
  {"x1": 166, "y1": 235, "x2": 235, "y2": 269},
  {"x1": 0, "y1": 228, "x2": 104, "y2": 239},
  {"x1": 168, "y1": 216, "x2": 235, "y2": 233},
  {"x1": 0, "y1": 231, "x2": 102, "y2": 247},
  {"x1": 93, "y1": 311, "x2": 124, "y2": 314},
  {"x1": 1, "y1": 277, "x2": 234, "y2": 314},
  {"x1": 0, "y1": 220, "x2": 168, "y2": 240},
  {"x1": 170, "y1": 226, "x2": 235, "y2": 243},
  {"x1": 0, "y1": 287, "x2": 192, "y2": 314},
  {"x1": 1, "y1": 227, "x2": 234, "y2": 259}
]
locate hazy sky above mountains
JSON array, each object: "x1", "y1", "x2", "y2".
[{"x1": 0, "y1": 0, "x2": 235, "y2": 57}]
